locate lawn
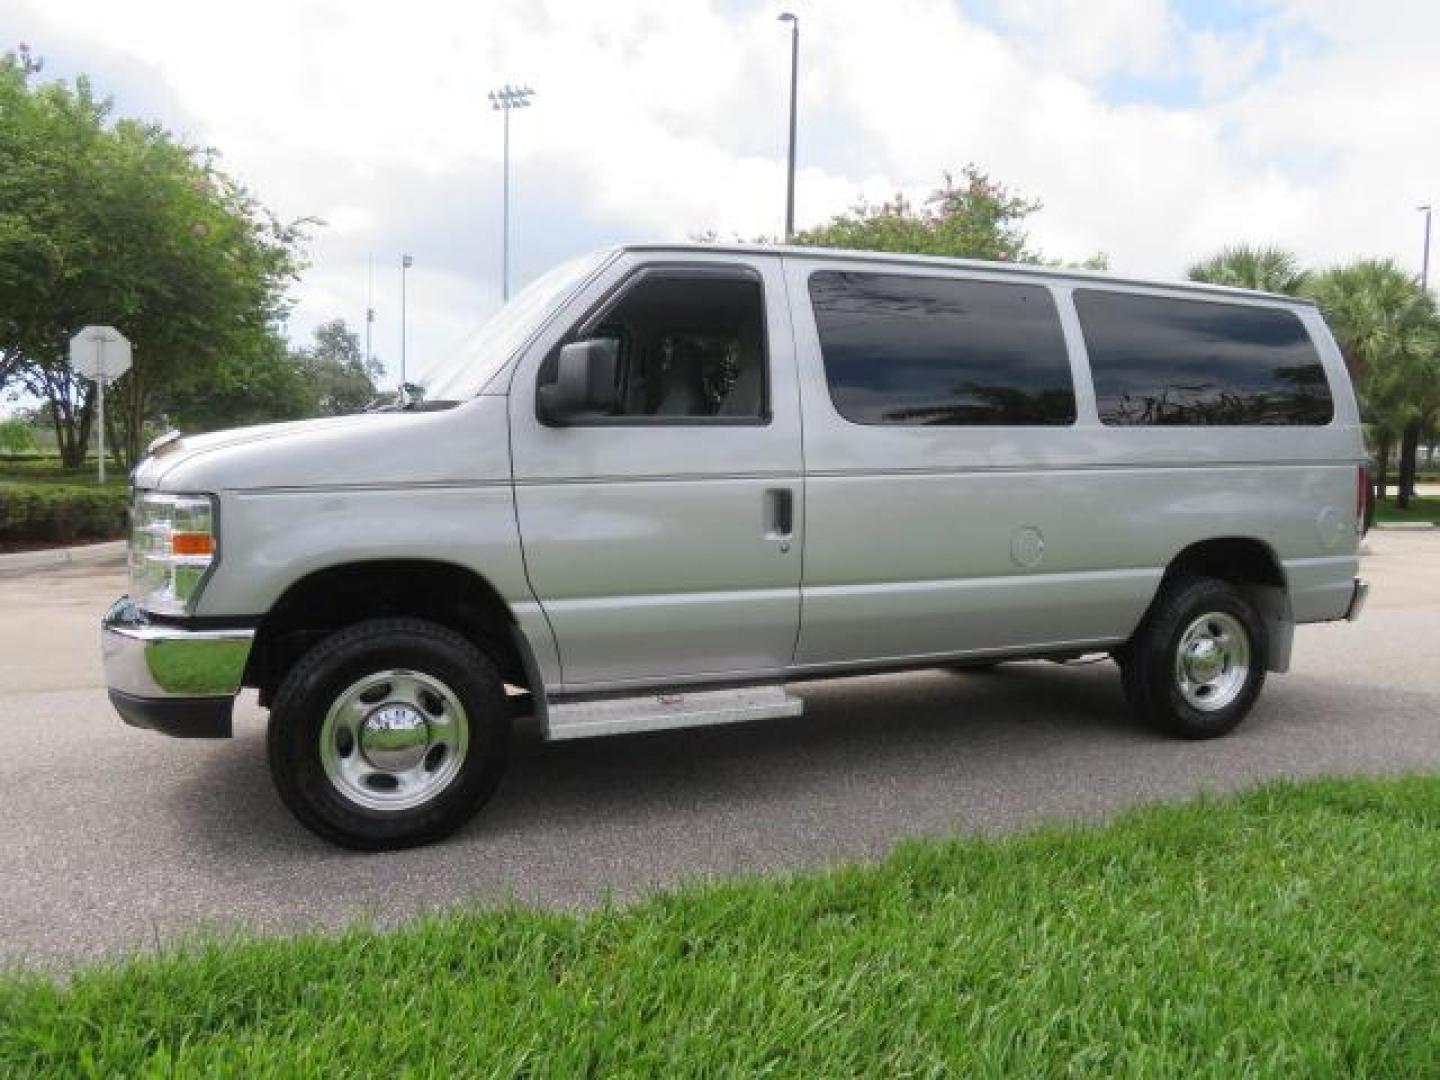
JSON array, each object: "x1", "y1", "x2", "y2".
[
  {"x1": 3, "y1": 775, "x2": 1438, "y2": 1077},
  {"x1": 1374, "y1": 496, "x2": 1440, "y2": 525}
]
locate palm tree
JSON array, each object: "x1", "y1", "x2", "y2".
[
  {"x1": 1188, "y1": 244, "x2": 1311, "y2": 295},
  {"x1": 1307, "y1": 260, "x2": 1440, "y2": 507}
]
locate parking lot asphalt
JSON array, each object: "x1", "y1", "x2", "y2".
[{"x1": 2, "y1": 530, "x2": 1438, "y2": 970}]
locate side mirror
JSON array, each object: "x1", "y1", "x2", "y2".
[{"x1": 537, "y1": 338, "x2": 618, "y2": 424}]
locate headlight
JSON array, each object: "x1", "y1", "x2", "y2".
[{"x1": 129, "y1": 491, "x2": 218, "y2": 615}]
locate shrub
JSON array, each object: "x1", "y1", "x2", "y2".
[
  {"x1": 0, "y1": 483, "x2": 128, "y2": 545},
  {"x1": 0, "y1": 418, "x2": 37, "y2": 455}
]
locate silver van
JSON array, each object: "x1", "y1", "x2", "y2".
[{"x1": 102, "y1": 244, "x2": 1370, "y2": 849}]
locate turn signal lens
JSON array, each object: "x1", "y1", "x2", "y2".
[{"x1": 171, "y1": 532, "x2": 215, "y2": 557}]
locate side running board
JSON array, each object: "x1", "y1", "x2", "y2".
[{"x1": 545, "y1": 685, "x2": 803, "y2": 741}]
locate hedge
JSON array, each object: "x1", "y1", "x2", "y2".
[{"x1": 0, "y1": 483, "x2": 128, "y2": 546}]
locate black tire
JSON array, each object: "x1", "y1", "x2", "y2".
[
  {"x1": 1120, "y1": 576, "x2": 1268, "y2": 739},
  {"x1": 267, "y1": 618, "x2": 510, "y2": 850}
]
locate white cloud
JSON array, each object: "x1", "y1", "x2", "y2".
[
  {"x1": 986, "y1": 0, "x2": 1179, "y2": 80},
  {"x1": 7, "y1": 0, "x2": 1440, "y2": 388}
]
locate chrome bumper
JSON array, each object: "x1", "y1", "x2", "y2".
[
  {"x1": 1344, "y1": 577, "x2": 1370, "y2": 622},
  {"x1": 101, "y1": 597, "x2": 253, "y2": 737}
]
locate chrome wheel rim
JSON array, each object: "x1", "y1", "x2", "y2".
[
  {"x1": 1174, "y1": 612, "x2": 1250, "y2": 712},
  {"x1": 320, "y1": 669, "x2": 469, "y2": 811}
]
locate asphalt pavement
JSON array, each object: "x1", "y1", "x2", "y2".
[{"x1": 2, "y1": 530, "x2": 1438, "y2": 970}]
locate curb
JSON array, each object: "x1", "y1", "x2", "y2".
[
  {"x1": 1370, "y1": 522, "x2": 1440, "y2": 531},
  {"x1": 0, "y1": 539, "x2": 126, "y2": 578}
]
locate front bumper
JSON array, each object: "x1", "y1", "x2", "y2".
[{"x1": 101, "y1": 597, "x2": 253, "y2": 738}]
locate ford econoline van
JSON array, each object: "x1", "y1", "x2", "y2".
[{"x1": 103, "y1": 244, "x2": 1370, "y2": 848}]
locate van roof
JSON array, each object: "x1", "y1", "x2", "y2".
[{"x1": 616, "y1": 242, "x2": 1318, "y2": 307}]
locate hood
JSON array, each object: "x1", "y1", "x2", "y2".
[{"x1": 134, "y1": 396, "x2": 510, "y2": 492}]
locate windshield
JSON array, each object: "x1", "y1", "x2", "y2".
[{"x1": 421, "y1": 250, "x2": 609, "y2": 401}]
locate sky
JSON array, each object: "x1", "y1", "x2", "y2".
[{"x1": 4, "y1": 0, "x2": 1439, "y2": 390}]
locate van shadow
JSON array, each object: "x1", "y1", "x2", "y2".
[
  {"x1": 172, "y1": 656, "x2": 1440, "y2": 892},
  {"x1": 174, "y1": 662, "x2": 1150, "y2": 862},
  {"x1": 490, "y1": 663, "x2": 1147, "y2": 833}
]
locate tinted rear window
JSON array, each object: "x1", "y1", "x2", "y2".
[
  {"x1": 809, "y1": 271, "x2": 1076, "y2": 426},
  {"x1": 1075, "y1": 290, "x2": 1333, "y2": 426}
]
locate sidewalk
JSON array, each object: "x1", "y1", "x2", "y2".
[{"x1": 0, "y1": 540, "x2": 126, "y2": 578}]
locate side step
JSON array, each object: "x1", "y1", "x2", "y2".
[{"x1": 546, "y1": 685, "x2": 804, "y2": 741}]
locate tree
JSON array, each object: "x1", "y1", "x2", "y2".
[
  {"x1": 1188, "y1": 244, "x2": 1310, "y2": 295},
  {"x1": 293, "y1": 319, "x2": 385, "y2": 416},
  {"x1": 1307, "y1": 260, "x2": 1440, "y2": 507},
  {"x1": 791, "y1": 165, "x2": 1045, "y2": 262},
  {"x1": 0, "y1": 46, "x2": 108, "y2": 465},
  {"x1": 156, "y1": 319, "x2": 386, "y2": 432},
  {"x1": 156, "y1": 328, "x2": 313, "y2": 434},
  {"x1": 0, "y1": 48, "x2": 307, "y2": 467}
]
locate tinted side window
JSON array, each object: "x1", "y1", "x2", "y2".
[
  {"x1": 588, "y1": 272, "x2": 768, "y2": 421},
  {"x1": 1075, "y1": 290, "x2": 1333, "y2": 426},
  {"x1": 809, "y1": 271, "x2": 1075, "y2": 426}
]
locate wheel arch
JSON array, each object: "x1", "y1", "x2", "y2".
[
  {"x1": 245, "y1": 559, "x2": 546, "y2": 710},
  {"x1": 1151, "y1": 536, "x2": 1294, "y2": 673}
]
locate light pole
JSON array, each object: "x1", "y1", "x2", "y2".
[
  {"x1": 489, "y1": 83, "x2": 535, "y2": 301},
  {"x1": 1420, "y1": 204, "x2": 1432, "y2": 292},
  {"x1": 778, "y1": 13, "x2": 799, "y2": 241},
  {"x1": 400, "y1": 253, "x2": 413, "y2": 394},
  {"x1": 365, "y1": 253, "x2": 375, "y2": 379}
]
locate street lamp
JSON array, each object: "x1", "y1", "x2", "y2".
[
  {"x1": 778, "y1": 13, "x2": 799, "y2": 241},
  {"x1": 400, "y1": 253, "x2": 413, "y2": 393},
  {"x1": 489, "y1": 83, "x2": 535, "y2": 301},
  {"x1": 365, "y1": 253, "x2": 375, "y2": 380},
  {"x1": 1419, "y1": 204, "x2": 1432, "y2": 292}
]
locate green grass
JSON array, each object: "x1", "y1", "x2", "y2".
[
  {"x1": 4, "y1": 776, "x2": 1440, "y2": 1077},
  {"x1": 1373, "y1": 495, "x2": 1440, "y2": 525}
]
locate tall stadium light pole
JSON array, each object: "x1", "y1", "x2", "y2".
[
  {"x1": 400, "y1": 253, "x2": 413, "y2": 393},
  {"x1": 365, "y1": 253, "x2": 375, "y2": 378},
  {"x1": 489, "y1": 84, "x2": 535, "y2": 301},
  {"x1": 1420, "y1": 204, "x2": 1433, "y2": 292},
  {"x1": 778, "y1": 13, "x2": 799, "y2": 240}
]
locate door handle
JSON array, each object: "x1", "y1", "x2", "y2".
[{"x1": 765, "y1": 488, "x2": 794, "y2": 550}]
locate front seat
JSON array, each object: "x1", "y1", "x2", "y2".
[
  {"x1": 656, "y1": 351, "x2": 704, "y2": 416},
  {"x1": 720, "y1": 319, "x2": 765, "y2": 417},
  {"x1": 720, "y1": 362, "x2": 763, "y2": 417}
]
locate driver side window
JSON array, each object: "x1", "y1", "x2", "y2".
[{"x1": 560, "y1": 268, "x2": 770, "y2": 422}]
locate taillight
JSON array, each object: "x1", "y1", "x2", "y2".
[{"x1": 1357, "y1": 465, "x2": 1370, "y2": 535}]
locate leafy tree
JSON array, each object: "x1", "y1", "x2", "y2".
[
  {"x1": 156, "y1": 329, "x2": 312, "y2": 434},
  {"x1": 157, "y1": 319, "x2": 386, "y2": 432},
  {"x1": 0, "y1": 46, "x2": 107, "y2": 465},
  {"x1": 294, "y1": 319, "x2": 385, "y2": 416},
  {"x1": 1188, "y1": 244, "x2": 1310, "y2": 295},
  {"x1": 1307, "y1": 260, "x2": 1440, "y2": 506},
  {"x1": 0, "y1": 48, "x2": 307, "y2": 467},
  {"x1": 791, "y1": 165, "x2": 1045, "y2": 262}
]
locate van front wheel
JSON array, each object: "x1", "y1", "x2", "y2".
[
  {"x1": 267, "y1": 618, "x2": 511, "y2": 850},
  {"x1": 1120, "y1": 576, "x2": 1267, "y2": 739}
]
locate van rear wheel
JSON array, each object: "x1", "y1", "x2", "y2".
[
  {"x1": 1120, "y1": 576, "x2": 1267, "y2": 739},
  {"x1": 267, "y1": 618, "x2": 511, "y2": 850}
]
